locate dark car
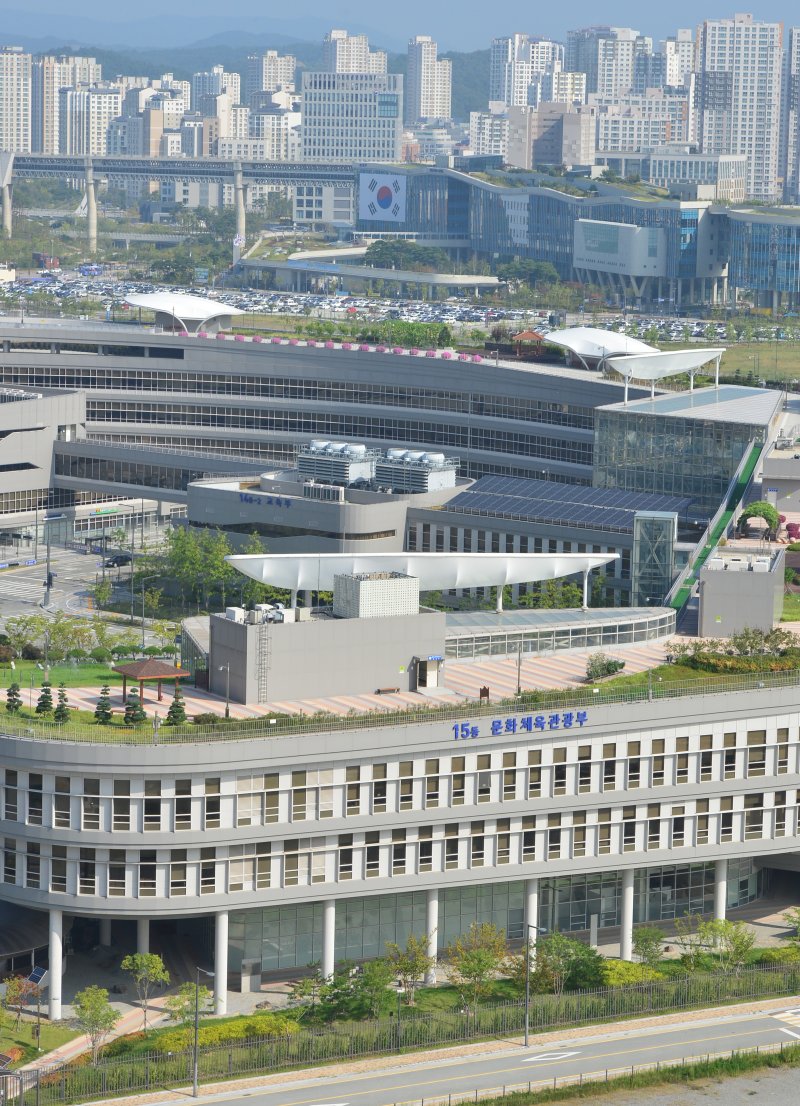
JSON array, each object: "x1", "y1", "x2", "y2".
[{"x1": 104, "y1": 552, "x2": 132, "y2": 568}]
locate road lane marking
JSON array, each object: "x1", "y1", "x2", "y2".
[
  {"x1": 780, "y1": 1028, "x2": 800, "y2": 1039},
  {"x1": 247, "y1": 1024, "x2": 787, "y2": 1106},
  {"x1": 522, "y1": 1051, "x2": 580, "y2": 1062}
]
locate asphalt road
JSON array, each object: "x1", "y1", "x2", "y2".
[{"x1": 139, "y1": 1006, "x2": 800, "y2": 1106}]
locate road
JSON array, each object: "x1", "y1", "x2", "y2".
[
  {"x1": 0, "y1": 547, "x2": 103, "y2": 618},
  {"x1": 135, "y1": 1006, "x2": 800, "y2": 1106}
]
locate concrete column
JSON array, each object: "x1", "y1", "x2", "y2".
[
  {"x1": 424, "y1": 888, "x2": 439, "y2": 985},
  {"x1": 136, "y1": 917, "x2": 149, "y2": 955},
  {"x1": 322, "y1": 899, "x2": 336, "y2": 980},
  {"x1": 582, "y1": 570, "x2": 589, "y2": 609},
  {"x1": 85, "y1": 160, "x2": 97, "y2": 255},
  {"x1": 620, "y1": 869, "x2": 635, "y2": 960},
  {"x1": 49, "y1": 908, "x2": 63, "y2": 1021},
  {"x1": 99, "y1": 917, "x2": 112, "y2": 946},
  {"x1": 714, "y1": 858, "x2": 728, "y2": 922},
  {"x1": 1, "y1": 184, "x2": 11, "y2": 239},
  {"x1": 233, "y1": 164, "x2": 246, "y2": 261},
  {"x1": 525, "y1": 877, "x2": 539, "y2": 953},
  {"x1": 214, "y1": 910, "x2": 228, "y2": 1015},
  {"x1": 495, "y1": 586, "x2": 503, "y2": 613}
]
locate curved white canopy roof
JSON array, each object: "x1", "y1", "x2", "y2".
[
  {"x1": 547, "y1": 326, "x2": 657, "y2": 365},
  {"x1": 227, "y1": 552, "x2": 618, "y2": 591},
  {"x1": 605, "y1": 347, "x2": 726, "y2": 381},
  {"x1": 123, "y1": 292, "x2": 246, "y2": 325}
]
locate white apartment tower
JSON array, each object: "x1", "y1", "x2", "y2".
[
  {"x1": 405, "y1": 36, "x2": 451, "y2": 123},
  {"x1": 696, "y1": 14, "x2": 783, "y2": 201},
  {"x1": 322, "y1": 29, "x2": 387, "y2": 74},
  {"x1": 662, "y1": 29, "x2": 694, "y2": 87},
  {"x1": 191, "y1": 66, "x2": 240, "y2": 107},
  {"x1": 32, "y1": 56, "x2": 102, "y2": 153},
  {"x1": 0, "y1": 47, "x2": 32, "y2": 153},
  {"x1": 489, "y1": 35, "x2": 564, "y2": 107},
  {"x1": 782, "y1": 28, "x2": 800, "y2": 202},
  {"x1": 301, "y1": 72, "x2": 402, "y2": 163},
  {"x1": 566, "y1": 27, "x2": 650, "y2": 97},
  {"x1": 244, "y1": 52, "x2": 296, "y2": 106},
  {"x1": 58, "y1": 84, "x2": 122, "y2": 156}
]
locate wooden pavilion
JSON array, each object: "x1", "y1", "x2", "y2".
[{"x1": 113, "y1": 659, "x2": 189, "y2": 703}]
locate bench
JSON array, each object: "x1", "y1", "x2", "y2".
[{"x1": 375, "y1": 687, "x2": 400, "y2": 695}]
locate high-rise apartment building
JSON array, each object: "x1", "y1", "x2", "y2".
[
  {"x1": 0, "y1": 47, "x2": 32, "y2": 153},
  {"x1": 322, "y1": 29, "x2": 387, "y2": 74},
  {"x1": 662, "y1": 29, "x2": 694, "y2": 87},
  {"x1": 191, "y1": 66, "x2": 240, "y2": 108},
  {"x1": 783, "y1": 28, "x2": 800, "y2": 202},
  {"x1": 405, "y1": 36, "x2": 451, "y2": 123},
  {"x1": 696, "y1": 14, "x2": 783, "y2": 201},
  {"x1": 58, "y1": 84, "x2": 121, "y2": 156},
  {"x1": 566, "y1": 27, "x2": 650, "y2": 97},
  {"x1": 31, "y1": 55, "x2": 102, "y2": 153},
  {"x1": 301, "y1": 72, "x2": 402, "y2": 163},
  {"x1": 489, "y1": 34, "x2": 564, "y2": 107},
  {"x1": 243, "y1": 51, "x2": 296, "y2": 107}
]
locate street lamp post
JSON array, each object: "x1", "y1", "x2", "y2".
[
  {"x1": 218, "y1": 663, "x2": 231, "y2": 719},
  {"x1": 395, "y1": 983, "x2": 405, "y2": 1053},
  {"x1": 140, "y1": 575, "x2": 160, "y2": 650},
  {"x1": 192, "y1": 966, "x2": 214, "y2": 1098}
]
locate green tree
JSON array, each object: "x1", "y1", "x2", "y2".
[
  {"x1": 444, "y1": 922, "x2": 507, "y2": 1012},
  {"x1": 73, "y1": 985, "x2": 118, "y2": 1060},
  {"x1": 782, "y1": 906, "x2": 800, "y2": 942},
  {"x1": 94, "y1": 577, "x2": 112, "y2": 610},
  {"x1": 165, "y1": 688, "x2": 187, "y2": 726},
  {"x1": 632, "y1": 926, "x2": 666, "y2": 972},
  {"x1": 385, "y1": 934, "x2": 435, "y2": 1006},
  {"x1": 94, "y1": 685, "x2": 113, "y2": 724},
  {"x1": 699, "y1": 918, "x2": 755, "y2": 974},
  {"x1": 120, "y1": 953, "x2": 170, "y2": 1031},
  {"x1": 35, "y1": 682, "x2": 53, "y2": 715},
  {"x1": 585, "y1": 651, "x2": 625, "y2": 682},
  {"x1": 738, "y1": 500, "x2": 780, "y2": 536},
  {"x1": 165, "y1": 981, "x2": 212, "y2": 1026},
  {"x1": 47, "y1": 611, "x2": 92, "y2": 663},
  {"x1": 124, "y1": 688, "x2": 146, "y2": 726},
  {"x1": 200, "y1": 528, "x2": 235, "y2": 608},
  {"x1": 5, "y1": 682, "x2": 22, "y2": 714},
  {"x1": 673, "y1": 913, "x2": 706, "y2": 973},
  {"x1": 288, "y1": 965, "x2": 324, "y2": 1014},
  {"x1": 353, "y1": 958, "x2": 394, "y2": 1019},
  {"x1": 4, "y1": 613, "x2": 47, "y2": 658},
  {"x1": 53, "y1": 684, "x2": 70, "y2": 724},
  {"x1": 531, "y1": 932, "x2": 603, "y2": 995},
  {"x1": 144, "y1": 586, "x2": 162, "y2": 617}
]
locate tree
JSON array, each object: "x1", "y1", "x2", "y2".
[
  {"x1": 3, "y1": 614, "x2": 47, "y2": 658},
  {"x1": 53, "y1": 684, "x2": 70, "y2": 724},
  {"x1": 739, "y1": 500, "x2": 780, "y2": 536},
  {"x1": 673, "y1": 913, "x2": 706, "y2": 973},
  {"x1": 94, "y1": 685, "x2": 113, "y2": 724},
  {"x1": 144, "y1": 586, "x2": 162, "y2": 617},
  {"x1": 3, "y1": 976, "x2": 37, "y2": 1028},
  {"x1": 5, "y1": 683, "x2": 22, "y2": 714},
  {"x1": 124, "y1": 688, "x2": 146, "y2": 726},
  {"x1": 165, "y1": 688, "x2": 187, "y2": 726},
  {"x1": 353, "y1": 958, "x2": 394, "y2": 1019},
  {"x1": 530, "y1": 933, "x2": 603, "y2": 995},
  {"x1": 385, "y1": 934, "x2": 435, "y2": 1006},
  {"x1": 200, "y1": 528, "x2": 235, "y2": 608},
  {"x1": 94, "y1": 578, "x2": 112, "y2": 610},
  {"x1": 782, "y1": 906, "x2": 800, "y2": 943},
  {"x1": 73, "y1": 985, "x2": 118, "y2": 1060},
  {"x1": 35, "y1": 682, "x2": 53, "y2": 715},
  {"x1": 444, "y1": 922, "x2": 507, "y2": 1012},
  {"x1": 585, "y1": 652, "x2": 625, "y2": 682},
  {"x1": 165, "y1": 981, "x2": 211, "y2": 1026},
  {"x1": 699, "y1": 918, "x2": 755, "y2": 974},
  {"x1": 288, "y1": 965, "x2": 324, "y2": 1014},
  {"x1": 120, "y1": 953, "x2": 170, "y2": 1031},
  {"x1": 632, "y1": 926, "x2": 666, "y2": 972}
]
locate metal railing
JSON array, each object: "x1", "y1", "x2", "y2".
[{"x1": 4, "y1": 666, "x2": 800, "y2": 746}]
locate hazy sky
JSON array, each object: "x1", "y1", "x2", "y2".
[{"x1": 9, "y1": 0, "x2": 798, "y2": 50}]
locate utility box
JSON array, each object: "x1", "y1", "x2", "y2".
[{"x1": 239, "y1": 958, "x2": 261, "y2": 993}]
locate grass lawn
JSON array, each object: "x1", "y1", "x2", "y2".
[
  {"x1": 0, "y1": 661, "x2": 122, "y2": 689},
  {"x1": 783, "y1": 592, "x2": 800, "y2": 621},
  {"x1": 0, "y1": 1019, "x2": 81, "y2": 1067},
  {"x1": 654, "y1": 340, "x2": 800, "y2": 384},
  {"x1": 414, "y1": 980, "x2": 519, "y2": 1012},
  {"x1": 586, "y1": 662, "x2": 709, "y2": 693}
]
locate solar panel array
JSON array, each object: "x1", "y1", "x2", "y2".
[{"x1": 447, "y1": 476, "x2": 692, "y2": 534}]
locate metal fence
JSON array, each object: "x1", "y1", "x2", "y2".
[
  {"x1": 10, "y1": 965, "x2": 800, "y2": 1105},
  {"x1": 4, "y1": 665, "x2": 800, "y2": 746}
]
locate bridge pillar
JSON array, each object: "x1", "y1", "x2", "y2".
[
  {"x1": 233, "y1": 163, "x2": 246, "y2": 262},
  {"x1": 1, "y1": 184, "x2": 11, "y2": 239},
  {"x1": 85, "y1": 159, "x2": 97, "y2": 254}
]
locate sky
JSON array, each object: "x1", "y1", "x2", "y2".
[{"x1": 6, "y1": 0, "x2": 797, "y2": 51}]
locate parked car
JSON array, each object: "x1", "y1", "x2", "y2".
[{"x1": 104, "y1": 552, "x2": 132, "y2": 567}]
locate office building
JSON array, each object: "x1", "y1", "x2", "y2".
[
  {"x1": 0, "y1": 47, "x2": 31, "y2": 154},
  {"x1": 322, "y1": 29, "x2": 387, "y2": 74},
  {"x1": 507, "y1": 103, "x2": 596, "y2": 170},
  {"x1": 31, "y1": 55, "x2": 102, "y2": 154},
  {"x1": 695, "y1": 14, "x2": 783, "y2": 202},
  {"x1": 301, "y1": 73, "x2": 403, "y2": 163},
  {"x1": 405, "y1": 36, "x2": 451, "y2": 123}
]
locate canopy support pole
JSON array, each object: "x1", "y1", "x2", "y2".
[{"x1": 582, "y1": 570, "x2": 589, "y2": 610}]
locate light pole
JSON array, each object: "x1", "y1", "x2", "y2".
[
  {"x1": 395, "y1": 983, "x2": 405, "y2": 1053},
  {"x1": 218, "y1": 663, "x2": 231, "y2": 719},
  {"x1": 192, "y1": 966, "x2": 214, "y2": 1098},
  {"x1": 140, "y1": 575, "x2": 159, "y2": 650},
  {"x1": 523, "y1": 924, "x2": 546, "y2": 1048}
]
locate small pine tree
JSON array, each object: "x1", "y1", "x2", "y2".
[
  {"x1": 35, "y1": 682, "x2": 53, "y2": 715},
  {"x1": 5, "y1": 682, "x2": 22, "y2": 714},
  {"x1": 53, "y1": 684, "x2": 70, "y2": 724},
  {"x1": 165, "y1": 688, "x2": 187, "y2": 726},
  {"x1": 94, "y1": 685, "x2": 113, "y2": 725},
  {"x1": 124, "y1": 688, "x2": 146, "y2": 726}
]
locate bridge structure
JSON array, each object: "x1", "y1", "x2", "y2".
[{"x1": 0, "y1": 152, "x2": 359, "y2": 255}]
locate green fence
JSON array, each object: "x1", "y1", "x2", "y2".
[{"x1": 17, "y1": 965, "x2": 800, "y2": 1105}]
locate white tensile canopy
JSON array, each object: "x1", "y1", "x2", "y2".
[
  {"x1": 227, "y1": 551, "x2": 618, "y2": 608},
  {"x1": 546, "y1": 327, "x2": 657, "y2": 370},
  {"x1": 123, "y1": 292, "x2": 246, "y2": 333},
  {"x1": 605, "y1": 347, "x2": 726, "y2": 401}
]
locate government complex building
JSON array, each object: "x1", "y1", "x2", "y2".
[{"x1": 0, "y1": 310, "x2": 797, "y2": 1021}]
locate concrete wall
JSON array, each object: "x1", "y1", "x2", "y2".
[
  {"x1": 209, "y1": 610, "x2": 447, "y2": 702},
  {"x1": 0, "y1": 389, "x2": 84, "y2": 495},
  {"x1": 698, "y1": 550, "x2": 785, "y2": 636}
]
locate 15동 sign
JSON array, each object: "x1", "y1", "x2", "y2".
[{"x1": 453, "y1": 711, "x2": 589, "y2": 741}]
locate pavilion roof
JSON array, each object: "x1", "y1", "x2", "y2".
[{"x1": 113, "y1": 659, "x2": 188, "y2": 680}]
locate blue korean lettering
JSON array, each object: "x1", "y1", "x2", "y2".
[
  {"x1": 576, "y1": 710, "x2": 588, "y2": 726},
  {"x1": 491, "y1": 720, "x2": 503, "y2": 736},
  {"x1": 505, "y1": 718, "x2": 517, "y2": 734},
  {"x1": 548, "y1": 713, "x2": 560, "y2": 729}
]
